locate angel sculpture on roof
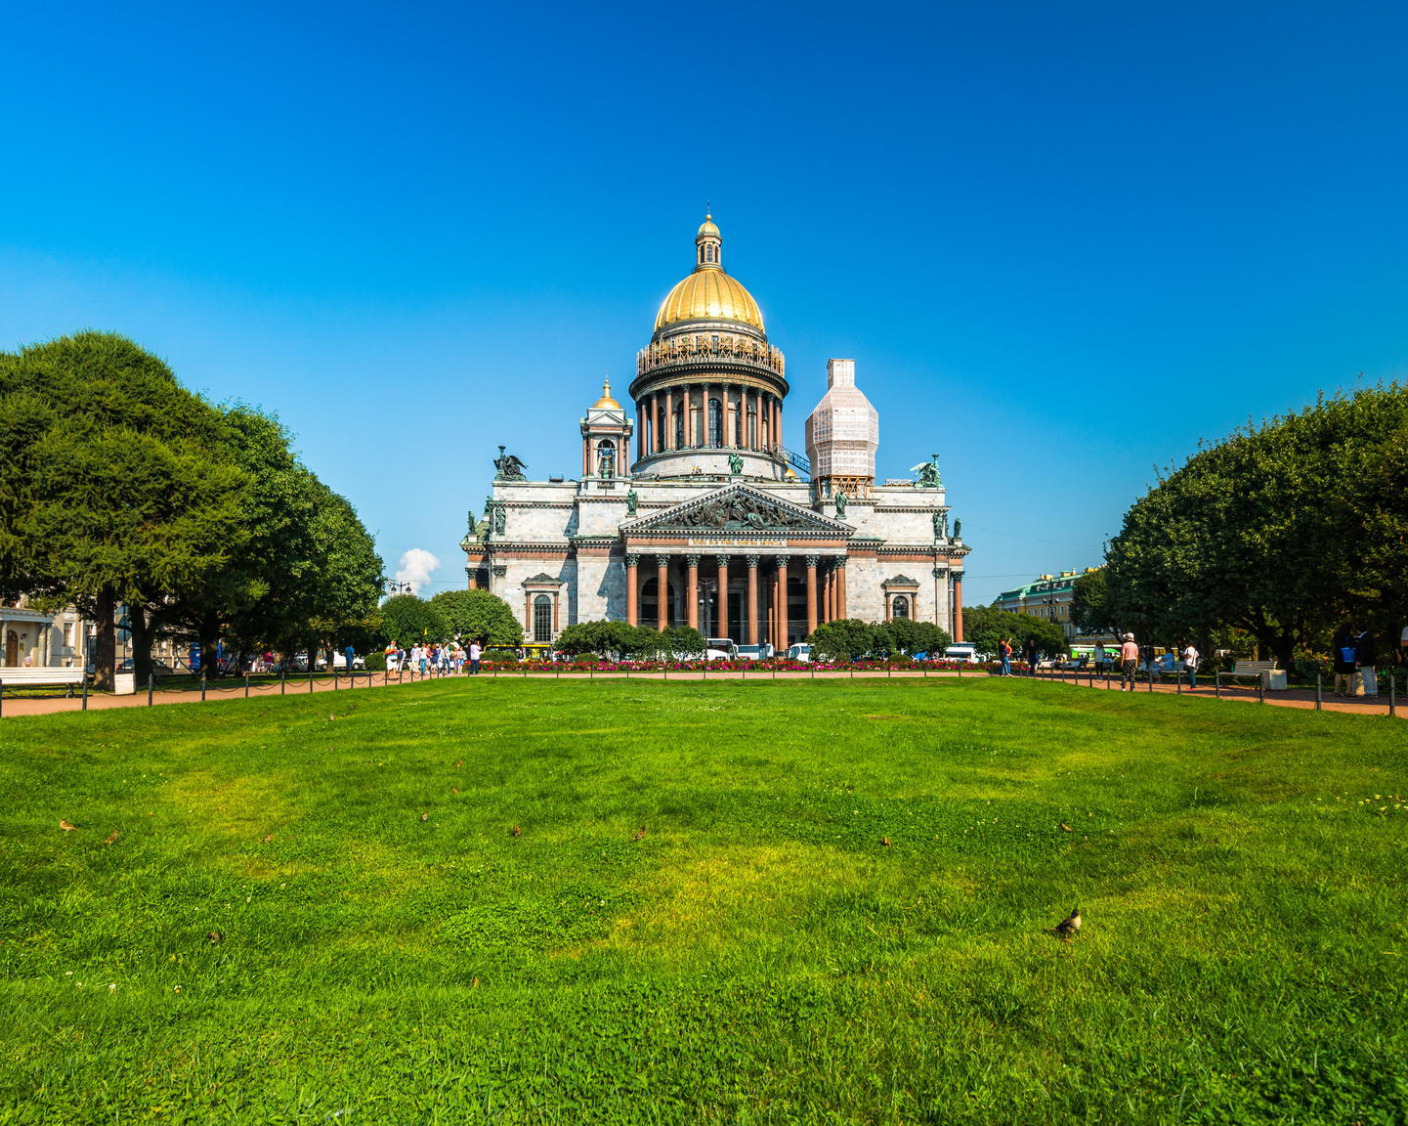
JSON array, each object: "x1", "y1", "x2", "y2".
[
  {"x1": 911, "y1": 453, "x2": 942, "y2": 488},
  {"x1": 493, "y1": 446, "x2": 528, "y2": 481}
]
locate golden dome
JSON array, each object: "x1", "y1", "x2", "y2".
[
  {"x1": 592, "y1": 379, "x2": 621, "y2": 409},
  {"x1": 654, "y1": 214, "x2": 765, "y2": 333}
]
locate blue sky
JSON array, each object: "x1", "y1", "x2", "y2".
[{"x1": 3, "y1": 0, "x2": 1405, "y2": 605}]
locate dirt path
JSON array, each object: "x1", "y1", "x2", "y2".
[{"x1": 2, "y1": 666, "x2": 1401, "y2": 720}]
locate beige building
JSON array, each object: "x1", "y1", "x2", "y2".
[
  {"x1": 0, "y1": 596, "x2": 90, "y2": 669},
  {"x1": 463, "y1": 216, "x2": 970, "y2": 647}
]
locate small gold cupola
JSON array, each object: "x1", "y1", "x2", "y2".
[
  {"x1": 695, "y1": 213, "x2": 722, "y2": 269},
  {"x1": 593, "y1": 379, "x2": 621, "y2": 410}
]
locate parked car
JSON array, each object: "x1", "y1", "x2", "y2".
[
  {"x1": 942, "y1": 644, "x2": 981, "y2": 664},
  {"x1": 331, "y1": 653, "x2": 366, "y2": 670},
  {"x1": 785, "y1": 643, "x2": 812, "y2": 662}
]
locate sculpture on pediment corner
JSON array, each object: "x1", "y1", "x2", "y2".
[
  {"x1": 626, "y1": 490, "x2": 639, "y2": 517},
  {"x1": 834, "y1": 490, "x2": 848, "y2": 518},
  {"x1": 493, "y1": 446, "x2": 528, "y2": 481},
  {"x1": 933, "y1": 510, "x2": 948, "y2": 540},
  {"x1": 953, "y1": 517, "x2": 962, "y2": 540},
  {"x1": 913, "y1": 453, "x2": 942, "y2": 488}
]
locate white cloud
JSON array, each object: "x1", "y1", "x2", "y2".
[{"x1": 394, "y1": 548, "x2": 441, "y2": 596}]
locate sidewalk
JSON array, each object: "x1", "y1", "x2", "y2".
[{"x1": 2, "y1": 666, "x2": 1401, "y2": 720}]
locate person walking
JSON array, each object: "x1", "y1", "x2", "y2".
[
  {"x1": 1024, "y1": 637, "x2": 1039, "y2": 677},
  {"x1": 1181, "y1": 640, "x2": 1201, "y2": 690},
  {"x1": 1356, "y1": 628, "x2": 1378, "y2": 697},
  {"x1": 468, "y1": 640, "x2": 482, "y2": 675},
  {"x1": 998, "y1": 637, "x2": 1013, "y2": 677},
  {"x1": 1332, "y1": 626, "x2": 1356, "y2": 696},
  {"x1": 1119, "y1": 633, "x2": 1139, "y2": 691}
]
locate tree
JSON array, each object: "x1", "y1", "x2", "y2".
[
  {"x1": 1103, "y1": 385, "x2": 1408, "y2": 667},
  {"x1": 378, "y1": 594, "x2": 448, "y2": 647},
  {"x1": 555, "y1": 620, "x2": 639, "y2": 658},
  {"x1": 963, "y1": 606, "x2": 1067, "y2": 660},
  {"x1": 633, "y1": 625, "x2": 707, "y2": 659},
  {"x1": 872, "y1": 618, "x2": 951, "y2": 657},
  {"x1": 430, "y1": 589, "x2": 523, "y2": 646},
  {"x1": 1071, "y1": 569, "x2": 1120, "y2": 638},
  {"x1": 0, "y1": 333, "x2": 251, "y2": 688},
  {"x1": 806, "y1": 619, "x2": 875, "y2": 660}
]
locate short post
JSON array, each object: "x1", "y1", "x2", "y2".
[
  {"x1": 1147, "y1": 669, "x2": 1153, "y2": 693},
  {"x1": 281, "y1": 668, "x2": 287, "y2": 695},
  {"x1": 1258, "y1": 676, "x2": 1265, "y2": 704},
  {"x1": 244, "y1": 673, "x2": 250, "y2": 699},
  {"x1": 1176, "y1": 669, "x2": 1182, "y2": 694},
  {"x1": 0, "y1": 681, "x2": 5, "y2": 718},
  {"x1": 1389, "y1": 671, "x2": 1396, "y2": 718},
  {"x1": 82, "y1": 676, "x2": 89, "y2": 711},
  {"x1": 1214, "y1": 673, "x2": 1220, "y2": 699},
  {"x1": 200, "y1": 672, "x2": 207, "y2": 702},
  {"x1": 887, "y1": 661, "x2": 892, "y2": 678},
  {"x1": 148, "y1": 674, "x2": 155, "y2": 706},
  {"x1": 1316, "y1": 671, "x2": 1322, "y2": 711},
  {"x1": 333, "y1": 669, "x2": 338, "y2": 691},
  {"x1": 309, "y1": 670, "x2": 314, "y2": 694}
]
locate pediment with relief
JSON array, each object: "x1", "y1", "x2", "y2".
[{"x1": 623, "y1": 485, "x2": 852, "y2": 535}]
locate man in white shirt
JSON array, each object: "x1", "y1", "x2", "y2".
[
  {"x1": 469, "y1": 641, "x2": 482, "y2": 676},
  {"x1": 1182, "y1": 642, "x2": 1201, "y2": 690}
]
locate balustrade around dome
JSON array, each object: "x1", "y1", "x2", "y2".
[{"x1": 636, "y1": 334, "x2": 785, "y2": 378}]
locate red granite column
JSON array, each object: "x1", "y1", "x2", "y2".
[
  {"x1": 746, "y1": 555, "x2": 760, "y2": 645},
  {"x1": 952, "y1": 570, "x2": 964, "y2": 642},
  {"x1": 664, "y1": 389, "x2": 674, "y2": 450},
  {"x1": 717, "y1": 556, "x2": 730, "y2": 640},
  {"x1": 805, "y1": 555, "x2": 818, "y2": 637},
  {"x1": 686, "y1": 555, "x2": 700, "y2": 630},
  {"x1": 625, "y1": 555, "x2": 638, "y2": 626},
  {"x1": 836, "y1": 558, "x2": 848, "y2": 620},
  {"x1": 776, "y1": 555, "x2": 790, "y2": 648},
  {"x1": 656, "y1": 555, "x2": 669, "y2": 631}
]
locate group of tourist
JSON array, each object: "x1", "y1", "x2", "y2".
[
  {"x1": 1330, "y1": 626, "x2": 1384, "y2": 697},
  {"x1": 1112, "y1": 634, "x2": 1202, "y2": 690},
  {"x1": 383, "y1": 640, "x2": 484, "y2": 676}
]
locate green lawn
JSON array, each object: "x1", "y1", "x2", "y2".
[{"x1": 1, "y1": 678, "x2": 1405, "y2": 1124}]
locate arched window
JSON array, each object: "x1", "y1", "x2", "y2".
[
  {"x1": 533, "y1": 595, "x2": 553, "y2": 643},
  {"x1": 892, "y1": 596, "x2": 910, "y2": 620},
  {"x1": 597, "y1": 439, "x2": 615, "y2": 478},
  {"x1": 708, "y1": 398, "x2": 723, "y2": 447}
]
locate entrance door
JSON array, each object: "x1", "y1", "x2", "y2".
[{"x1": 4, "y1": 630, "x2": 18, "y2": 667}]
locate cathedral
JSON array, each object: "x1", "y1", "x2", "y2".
[{"x1": 462, "y1": 216, "x2": 969, "y2": 649}]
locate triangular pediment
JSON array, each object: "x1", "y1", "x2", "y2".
[{"x1": 623, "y1": 484, "x2": 852, "y2": 535}]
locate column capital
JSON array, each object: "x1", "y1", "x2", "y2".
[
  {"x1": 685, "y1": 554, "x2": 701, "y2": 567},
  {"x1": 931, "y1": 566, "x2": 945, "y2": 578},
  {"x1": 776, "y1": 554, "x2": 791, "y2": 568},
  {"x1": 805, "y1": 555, "x2": 819, "y2": 568},
  {"x1": 625, "y1": 554, "x2": 640, "y2": 568},
  {"x1": 833, "y1": 557, "x2": 848, "y2": 570},
  {"x1": 745, "y1": 554, "x2": 760, "y2": 569},
  {"x1": 656, "y1": 554, "x2": 671, "y2": 568},
  {"x1": 716, "y1": 554, "x2": 733, "y2": 567}
]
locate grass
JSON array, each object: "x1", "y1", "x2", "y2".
[{"x1": 1, "y1": 677, "x2": 1405, "y2": 1124}]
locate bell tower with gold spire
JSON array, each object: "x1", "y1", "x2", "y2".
[
  {"x1": 580, "y1": 378, "x2": 633, "y2": 480},
  {"x1": 629, "y1": 215, "x2": 790, "y2": 480}
]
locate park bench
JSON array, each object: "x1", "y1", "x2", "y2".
[
  {"x1": 1218, "y1": 660, "x2": 1287, "y2": 691},
  {"x1": 0, "y1": 667, "x2": 87, "y2": 693},
  {"x1": 0, "y1": 668, "x2": 89, "y2": 713}
]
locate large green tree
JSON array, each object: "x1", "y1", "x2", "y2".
[
  {"x1": 1104, "y1": 385, "x2": 1408, "y2": 666},
  {"x1": 0, "y1": 333, "x2": 250, "y2": 688},
  {"x1": 962, "y1": 606, "x2": 1067, "y2": 661},
  {"x1": 429, "y1": 589, "x2": 523, "y2": 646},
  {"x1": 379, "y1": 595, "x2": 449, "y2": 647}
]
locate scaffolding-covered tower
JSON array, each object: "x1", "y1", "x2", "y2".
[{"x1": 804, "y1": 358, "x2": 879, "y2": 498}]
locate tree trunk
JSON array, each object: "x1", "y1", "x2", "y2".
[
  {"x1": 129, "y1": 604, "x2": 154, "y2": 685},
  {"x1": 92, "y1": 587, "x2": 117, "y2": 691},
  {"x1": 198, "y1": 616, "x2": 221, "y2": 679}
]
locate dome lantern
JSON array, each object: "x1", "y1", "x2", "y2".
[{"x1": 695, "y1": 213, "x2": 722, "y2": 269}]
